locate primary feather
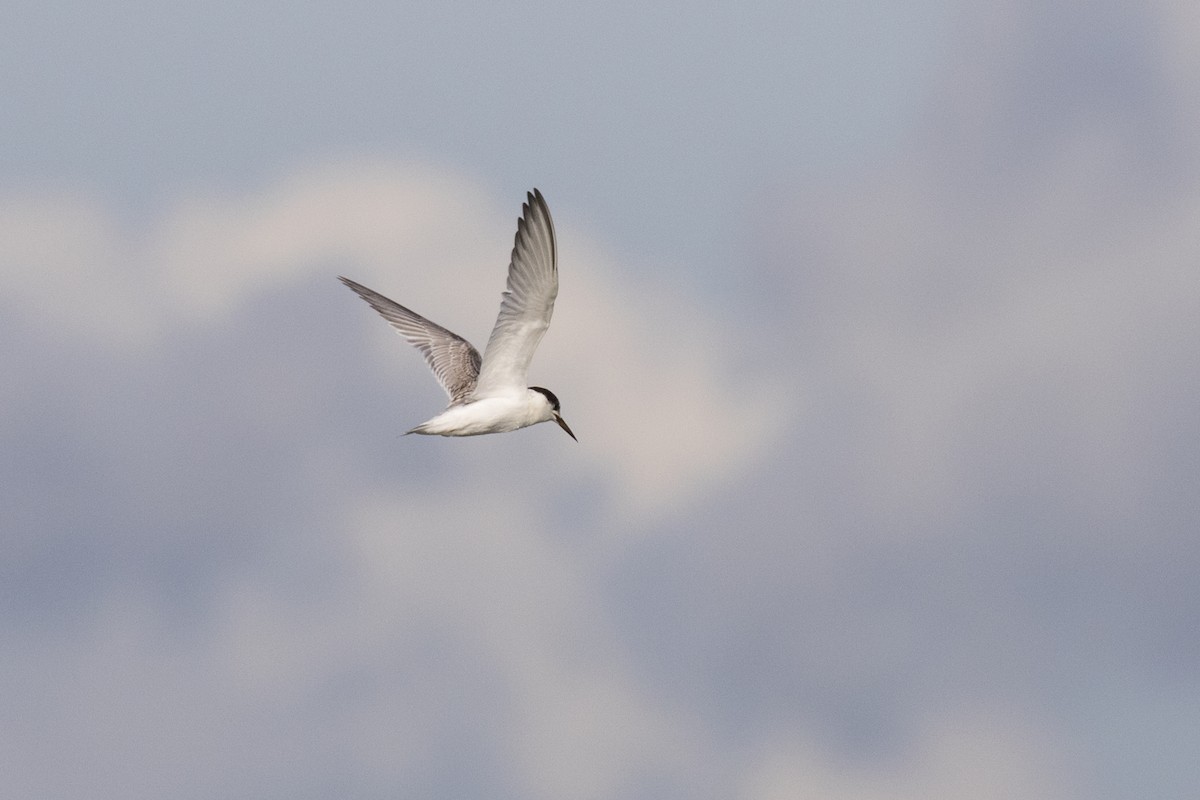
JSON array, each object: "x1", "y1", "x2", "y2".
[
  {"x1": 337, "y1": 276, "x2": 481, "y2": 405},
  {"x1": 473, "y1": 189, "x2": 558, "y2": 397}
]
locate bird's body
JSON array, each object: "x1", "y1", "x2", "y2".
[
  {"x1": 407, "y1": 391, "x2": 554, "y2": 437},
  {"x1": 340, "y1": 189, "x2": 576, "y2": 441}
]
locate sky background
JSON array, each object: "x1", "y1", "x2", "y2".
[{"x1": 3, "y1": 1, "x2": 1199, "y2": 798}]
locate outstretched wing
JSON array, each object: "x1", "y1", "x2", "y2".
[
  {"x1": 471, "y1": 189, "x2": 558, "y2": 398},
  {"x1": 339, "y1": 276, "x2": 481, "y2": 405}
]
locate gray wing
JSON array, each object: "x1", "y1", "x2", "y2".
[
  {"x1": 339, "y1": 276, "x2": 481, "y2": 405},
  {"x1": 472, "y1": 189, "x2": 558, "y2": 398}
]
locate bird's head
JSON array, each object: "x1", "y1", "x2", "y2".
[{"x1": 529, "y1": 386, "x2": 577, "y2": 441}]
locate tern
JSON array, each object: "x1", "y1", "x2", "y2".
[{"x1": 339, "y1": 189, "x2": 576, "y2": 441}]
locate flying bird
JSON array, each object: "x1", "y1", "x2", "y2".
[{"x1": 339, "y1": 189, "x2": 576, "y2": 441}]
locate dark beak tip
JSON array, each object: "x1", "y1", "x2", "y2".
[{"x1": 555, "y1": 415, "x2": 578, "y2": 442}]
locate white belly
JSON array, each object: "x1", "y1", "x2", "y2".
[{"x1": 408, "y1": 395, "x2": 543, "y2": 437}]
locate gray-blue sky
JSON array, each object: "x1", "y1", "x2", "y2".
[
  {"x1": 3, "y1": 2, "x2": 1199, "y2": 798},
  {"x1": 2, "y1": 0, "x2": 949, "y2": 283}
]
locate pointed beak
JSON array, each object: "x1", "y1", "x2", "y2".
[{"x1": 554, "y1": 413, "x2": 578, "y2": 442}]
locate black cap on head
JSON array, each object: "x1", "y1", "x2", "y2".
[{"x1": 529, "y1": 386, "x2": 561, "y2": 412}]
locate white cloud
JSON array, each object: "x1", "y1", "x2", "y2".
[
  {"x1": 341, "y1": 484, "x2": 705, "y2": 799},
  {"x1": 541, "y1": 237, "x2": 789, "y2": 520},
  {"x1": 148, "y1": 161, "x2": 500, "y2": 325},
  {"x1": 0, "y1": 193, "x2": 156, "y2": 347},
  {"x1": 0, "y1": 159, "x2": 784, "y2": 522}
]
